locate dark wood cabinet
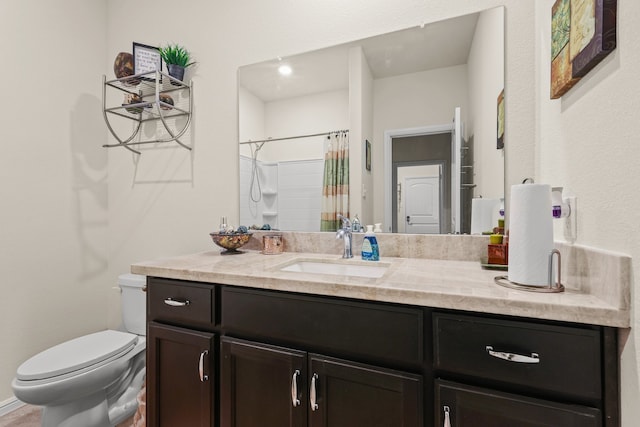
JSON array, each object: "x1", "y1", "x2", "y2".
[
  {"x1": 308, "y1": 353, "x2": 422, "y2": 427},
  {"x1": 146, "y1": 277, "x2": 619, "y2": 427},
  {"x1": 221, "y1": 337, "x2": 307, "y2": 427},
  {"x1": 433, "y1": 312, "x2": 602, "y2": 401},
  {"x1": 220, "y1": 336, "x2": 422, "y2": 427},
  {"x1": 433, "y1": 311, "x2": 617, "y2": 427},
  {"x1": 148, "y1": 278, "x2": 216, "y2": 329},
  {"x1": 147, "y1": 322, "x2": 215, "y2": 427},
  {"x1": 221, "y1": 286, "x2": 424, "y2": 366},
  {"x1": 435, "y1": 379, "x2": 601, "y2": 427}
]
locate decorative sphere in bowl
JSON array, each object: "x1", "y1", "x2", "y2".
[{"x1": 209, "y1": 232, "x2": 252, "y2": 253}]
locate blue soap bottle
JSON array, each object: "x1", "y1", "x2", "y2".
[{"x1": 361, "y1": 225, "x2": 379, "y2": 261}]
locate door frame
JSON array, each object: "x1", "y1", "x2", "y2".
[{"x1": 384, "y1": 124, "x2": 453, "y2": 233}]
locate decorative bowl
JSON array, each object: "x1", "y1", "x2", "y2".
[{"x1": 209, "y1": 232, "x2": 252, "y2": 254}]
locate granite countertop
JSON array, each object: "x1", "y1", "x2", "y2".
[{"x1": 131, "y1": 241, "x2": 630, "y2": 328}]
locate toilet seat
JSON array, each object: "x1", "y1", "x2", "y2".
[{"x1": 16, "y1": 330, "x2": 138, "y2": 381}]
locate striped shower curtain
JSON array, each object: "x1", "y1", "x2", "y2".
[{"x1": 320, "y1": 131, "x2": 350, "y2": 231}]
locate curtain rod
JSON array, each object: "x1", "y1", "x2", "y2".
[{"x1": 239, "y1": 129, "x2": 349, "y2": 145}]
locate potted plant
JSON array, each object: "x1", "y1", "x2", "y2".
[{"x1": 159, "y1": 44, "x2": 195, "y2": 85}]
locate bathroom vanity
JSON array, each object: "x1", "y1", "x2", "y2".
[{"x1": 135, "y1": 234, "x2": 629, "y2": 427}]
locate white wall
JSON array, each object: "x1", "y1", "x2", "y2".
[
  {"x1": 360, "y1": 50, "x2": 375, "y2": 226},
  {"x1": 238, "y1": 85, "x2": 266, "y2": 159},
  {"x1": 467, "y1": 7, "x2": 505, "y2": 199},
  {"x1": 239, "y1": 86, "x2": 348, "y2": 164},
  {"x1": 262, "y1": 89, "x2": 348, "y2": 162},
  {"x1": 0, "y1": 0, "x2": 109, "y2": 401},
  {"x1": 3, "y1": 2, "x2": 640, "y2": 424},
  {"x1": 534, "y1": 2, "x2": 640, "y2": 422},
  {"x1": 349, "y1": 46, "x2": 375, "y2": 225}
]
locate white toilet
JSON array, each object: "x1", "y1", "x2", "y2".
[{"x1": 12, "y1": 274, "x2": 147, "y2": 427}]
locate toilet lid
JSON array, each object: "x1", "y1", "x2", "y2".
[{"x1": 16, "y1": 330, "x2": 138, "y2": 381}]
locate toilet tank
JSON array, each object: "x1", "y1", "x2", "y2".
[{"x1": 118, "y1": 273, "x2": 147, "y2": 336}]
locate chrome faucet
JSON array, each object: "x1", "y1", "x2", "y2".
[{"x1": 336, "y1": 214, "x2": 353, "y2": 259}]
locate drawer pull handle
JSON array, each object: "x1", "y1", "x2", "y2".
[
  {"x1": 486, "y1": 346, "x2": 540, "y2": 363},
  {"x1": 291, "y1": 370, "x2": 301, "y2": 407},
  {"x1": 443, "y1": 406, "x2": 451, "y2": 427},
  {"x1": 164, "y1": 297, "x2": 190, "y2": 307},
  {"x1": 198, "y1": 350, "x2": 209, "y2": 382},
  {"x1": 310, "y1": 373, "x2": 319, "y2": 411}
]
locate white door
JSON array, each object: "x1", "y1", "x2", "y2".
[{"x1": 404, "y1": 176, "x2": 441, "y2": 234}]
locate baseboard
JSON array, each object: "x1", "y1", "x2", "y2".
[{"x1": 0, "y1": 397, "x2": 25, "y2": 417}]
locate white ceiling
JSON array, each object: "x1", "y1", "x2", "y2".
[{"x1": 239, "y1": 11, "x2": 480, "y2": 102}]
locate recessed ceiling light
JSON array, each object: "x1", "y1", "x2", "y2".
[{"x1": 278, "y1": 64, "x2": 292, "y2": 76}]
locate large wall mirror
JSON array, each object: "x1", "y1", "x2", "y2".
[{"x1": 238, "y1": 6, "x2": 504, "y2": 234}]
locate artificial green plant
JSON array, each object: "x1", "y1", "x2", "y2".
[{"x1": 159, "y1": 44, "x2": 196, "y2": 67}]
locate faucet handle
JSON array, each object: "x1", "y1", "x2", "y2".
[{"x1": 337, "y1": 214, "x2": 351, "y2": 229}]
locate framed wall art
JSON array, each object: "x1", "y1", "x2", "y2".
[
  {"x1": 497, "y1": 89, "x2": 505, "y2": 149},
  {"x1": 133, "y1": 42, "x2": 163, "y2": 81},
  {"x1": 365, "y1": 140, "x2": 371, "y2": 171},
  {"x1": 550, "y1": 0, "x2": 617, "y2": 99}
]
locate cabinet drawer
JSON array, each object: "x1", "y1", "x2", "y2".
[
  {"x1": 433, "y1": 312, "x2": 601, "y2": 401},
  {"x1": 222, "y1": 286, "x2": 424, "y2": 365},
  {"x1": 148, "y1": 278, "x2": 214, "y2": 327}
]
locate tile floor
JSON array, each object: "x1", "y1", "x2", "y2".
[
  {"x1": 0, "y1": 405, "x2": 39, "y2": 427},
  {"x1": 0, "y1": 405, "x2": 134, "y2": 427}
]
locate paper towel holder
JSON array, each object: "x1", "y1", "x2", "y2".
[{"x1": 494, "y1": 249, "x2": 564, "y2": 293}]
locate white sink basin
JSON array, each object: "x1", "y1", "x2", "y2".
[{"x1": 280, "y1": 260, "x2": 388, "y2": 278}]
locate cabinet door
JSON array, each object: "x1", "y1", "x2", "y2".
[
  {"x1": 435, "y1": 379, "x2": 601, "y2": 427},
  {"x1": 308, "y1": 354, "x2": 423, "y2": 427},
  {"x1": 221, "y1": 337, "x2": 307, "y2": 427},
  {"x1": 147, "y1": 322, "x2": 215, "y2": 427}
]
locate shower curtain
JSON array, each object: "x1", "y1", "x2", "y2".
[{"x1": 320, "y1": 131, "x2": 350, "y2": 231}]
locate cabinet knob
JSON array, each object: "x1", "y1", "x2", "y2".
[
  {"x1": 291, "y1": 370, "x2": 301, "y2": 407},
  {"x1": 485, "y1": 346, "x2": 540, "y2": 364},
  {"x1": 310, "y1": 373, "x2": 319, "y2": 411}
]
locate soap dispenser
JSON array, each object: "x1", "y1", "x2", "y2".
[{"x1": 361, "y1": 225, "x2": 380, "y2": 261}]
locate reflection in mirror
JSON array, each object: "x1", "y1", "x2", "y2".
[{"x1": 239, "y1": 6, "x2": 504, "y2": 234}]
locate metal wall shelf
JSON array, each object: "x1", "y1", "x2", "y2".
[{"x1": 102, "y1": 70, "x2": 193, "y2": 154}]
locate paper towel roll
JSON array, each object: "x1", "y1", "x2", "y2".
[
  {"x1": 508, "y1": 184, "x2": 553, "y2": 286},
  {"x1": 471, "y1": 198, "x2": 500, "y2": 235}
]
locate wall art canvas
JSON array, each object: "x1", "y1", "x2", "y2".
[
  {"x1": 365, "y1": 139, "x2": 371, "y2": 171},
  {"x1": 133, "y1": 42, "x2": 163, "y2": 81},
  {"x1": 550, "y1": 0, "x2": 617, "y2": 99},
  {"x1": 497, "y1": 89, "x2": 505, "y2": 150}
]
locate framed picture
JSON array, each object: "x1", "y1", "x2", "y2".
[
  {"x1": 365, "y1": 140, "x2": 371, "y2": 171},
  {"x1": 550, "y1": 0, "x2": 617, "y2": 99},
  {"x1": 133, "y1": 42, "x2": 163, "y2": 80},
  {"x1": 497, "y1": 89, "x2": 505, "y2": 149}
]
